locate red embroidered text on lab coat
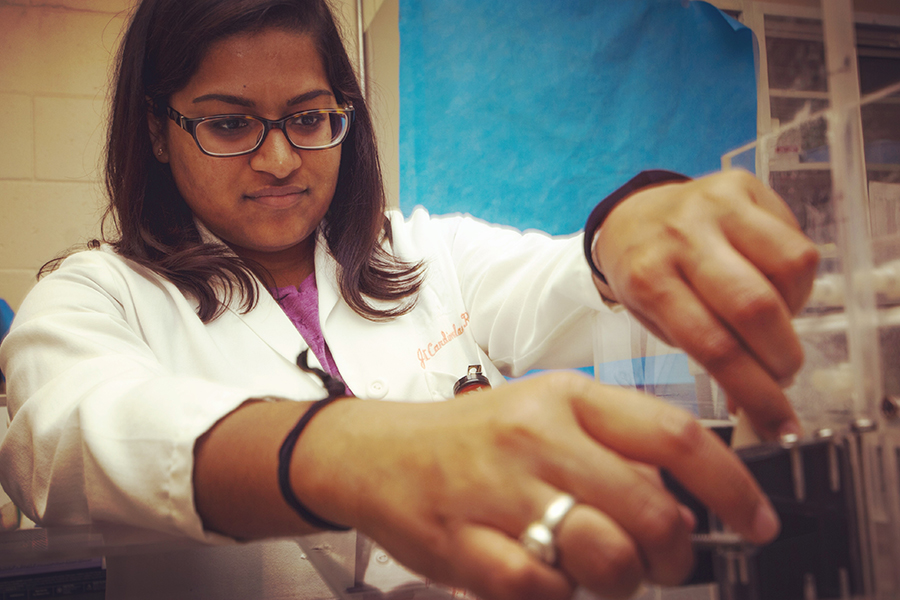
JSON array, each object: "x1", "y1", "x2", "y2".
[{"x1": 417, "y1": 312, "x2": 470, "y2": 369}]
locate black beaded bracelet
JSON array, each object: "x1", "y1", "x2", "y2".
[
  {"x1": 583, "y1": 169, "x2": 689, "y2": 284},
  {"x1": 277, "y1": 351, "x2": 352, "y2": 531}
]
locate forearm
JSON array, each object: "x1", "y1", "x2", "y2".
[
  {"x1": 194, "y1": 394, "x2": 426, "y2": 540},
  {"x1": 192, "y1": 399, "x2": 328, "y2": 539},
  {"x1": 191, "y1": 372, "x2": 780, "y2": 600}
]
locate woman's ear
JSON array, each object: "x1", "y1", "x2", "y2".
[{"x1": 148, "y1": 110, "x2": 169, "y2": 163}]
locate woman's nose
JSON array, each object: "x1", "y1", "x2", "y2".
[{"x1": 249, "y1": 129, "x2": 302, "y2": 178}]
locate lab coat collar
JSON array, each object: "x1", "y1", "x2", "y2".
[
  {"x1": 192, "y1": 218, "x2": 309, "y2": 366},
  {"x1": 314, "y1": 231, "x2": 341, "y2": 326},
  {"x1": 314, "y1": 211, "x2": 409, "y2": 326}
]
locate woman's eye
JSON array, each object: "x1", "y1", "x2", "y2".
[
  {"x1": 208, "y1": 118, "x2": 250, "y2": 135},
  {"x1": 292, "y1": 113, "x2": 325, "y2": 129}
]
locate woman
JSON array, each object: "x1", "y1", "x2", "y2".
[{"x1": 0, "y1": 0, "x2": 818, "y2": 598}]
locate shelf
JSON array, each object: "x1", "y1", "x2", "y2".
[
  {"x1": 769, "y1": 161, "x2": 830, "y2": 172},
  {"x1": 794, "y1": 304, "x2": 900, "y2": 335},
  {"x1": 769, "y1": 89, "x2": 900, "y2": 104},
  {"x1": 768, "y1": 161, "x2": 900, "y2": 173},
  {"x1": 770, "y1": 89, "x2": 829, "y2": 100}
]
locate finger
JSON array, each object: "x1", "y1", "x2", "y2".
[
  {"x1": 625, "y1": 462, "x2": 698, "y2": 534},
  {"x1": 649, "y1": 170, "x2": 817, "y2": 316},
  {"x1": 456, "y1": 376, "x2": 696, "y2": 589},
  {"x1": 727, "y1": 393, "x2": 738, "y2": 415},
  {"x1": 449, "y1": 525, "x2": 573, "y2": 600},
  {"x1": 626, "y1": 460, "x2": 665, "y2": 490},
  {"x1": 542, "y1": 439, "x2": 695, "y2": 586},
  {"x1": 727, "y1": 169, "x2": 800, "y2": 228},
  {"x1": 555, "y1": 504, "x2": 646, "y2": 599},
  {"x1": 600, "y1": 214, "x2": 802, "y2": 389},
  {"x1": 623, "y1": 285, "x2": 799, "y2": 438},
  {"x1": 722, "y1": 203, "x2": 819, "y2": 316},
  {"x1": 571, "y1": 385, "x2": 781, "y2": 546},
  {"x1": 678, "y1": 230, "x2": 803, "y2": 384}
]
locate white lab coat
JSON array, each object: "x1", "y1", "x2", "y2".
[
  {"x1": 1, "y1": 207, "x2": 679, "y2": 599},
  {"x1": 0, "y1": 208, "x2": 625, "y2": 542}
]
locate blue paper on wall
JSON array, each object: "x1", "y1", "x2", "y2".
[
  {"x1": 0, "y1": 299, "x2": 13, "y2": 383},
  {"x1": 399, "y1": 0, "x2": 757, "y2": 234}
]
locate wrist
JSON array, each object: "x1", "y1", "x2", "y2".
[
  {"x1": 590, "y1": 228, "x2": 618, "y2": 304},
  {"x1": 288, "y1": 396, "x2": 371, "y2": 530},
  {"x1": 584, "y1": 170, "x2": 690, "y2": 283},
  {"x1": 280, "y1": 394, "x2": 352, "y2": 531}
]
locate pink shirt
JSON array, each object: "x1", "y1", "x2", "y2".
[{"x1": 273, "y1": 274, "x2": 349, "y2": 392}]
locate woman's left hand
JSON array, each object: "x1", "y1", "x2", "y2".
[{"x1": 593, "y1": 170, "x2": 820, "y2": 440}]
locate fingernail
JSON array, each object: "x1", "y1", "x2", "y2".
[
  {"x1": 751, "y1": 502, "x2": 780, "y2": 542},
  {"x1": 679, "y1": 505, "x2": 697, "y2": 532},
  {"x1": 777, "y1": 420, "x2": 803, "y2": 439}
]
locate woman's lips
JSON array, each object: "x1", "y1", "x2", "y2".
[{"x1": 245, "y1": 186, "x2": 308, "y2": 208}]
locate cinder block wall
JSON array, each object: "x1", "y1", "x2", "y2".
[
  {"x1": 0, "y1": 0, "x2": 361, "y2": 314},
  {"x1": 0, "y1": 1, "x2": 132, "y2": 311}
]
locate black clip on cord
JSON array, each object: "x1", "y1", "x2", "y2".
[{"x1": 277, "y1": 350, "x2": 352, "y2": 531}]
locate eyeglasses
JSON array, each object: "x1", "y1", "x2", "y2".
[{"x1": 165, "y1": 105, "x2": 354, "y2": 157}]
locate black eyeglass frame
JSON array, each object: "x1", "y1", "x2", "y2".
[{"x1": 165, "y1": 104, "x2": 355, "y2": 157}]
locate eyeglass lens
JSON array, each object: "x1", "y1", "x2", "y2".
[{"x1": 195, "y1": 111, "x2": 348, "y2": 155}]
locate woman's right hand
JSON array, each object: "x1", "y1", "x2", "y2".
[
  {"x1": 294, "y1": 372, "x2": 779, "y2": 600},
  {"x1": 592, "y1": 170, "x2": 819, "y2": 441}
]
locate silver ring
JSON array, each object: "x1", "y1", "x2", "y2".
[{"x1": 518, "y1": 493, "x2": 576, "y2": 565}]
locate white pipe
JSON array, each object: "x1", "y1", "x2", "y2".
[
  {"x1": 356, "y1": 0, "x2": 367, "y2": 99},
  {"x1": 822, "y1": 0, "x2": 882, "y2": 421}
]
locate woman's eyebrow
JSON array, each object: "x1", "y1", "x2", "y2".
[
  {"x1": 191, "y1": 93, "x2": 255, "y2": 107},
  {"x1": 287, "y1": 89, "x2": 335, "y2": 106},
  {"x1": 190, "y1": 89, "x2": 335, "y2": 108}
]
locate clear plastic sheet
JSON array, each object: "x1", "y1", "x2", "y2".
[{"x1": 718, "y1": 1, "x2": 900, "y2": 592}]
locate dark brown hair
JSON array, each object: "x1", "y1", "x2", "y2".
[{"x1": 94, "y1": 0, "x2": 422, "y2": 321}]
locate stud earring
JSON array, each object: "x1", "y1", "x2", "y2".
[{"x1": 157, "y1": 148, "x2": 164, "y2": 156}]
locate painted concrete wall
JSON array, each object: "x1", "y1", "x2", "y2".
[{"x1": 0, "y1": 1, "x2": 131, "y2": 311}]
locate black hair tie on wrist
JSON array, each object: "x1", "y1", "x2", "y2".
[{"x1": 277, "y1": 350, "x2": 352, "y2": 531}]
